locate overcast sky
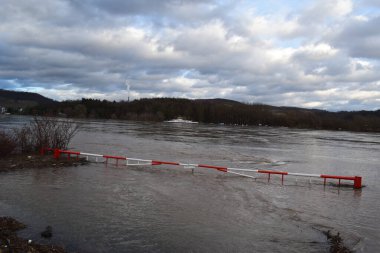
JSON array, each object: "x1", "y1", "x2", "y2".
[{"x1": 0, "y1": 0, "x2": 379, "y2": 111}]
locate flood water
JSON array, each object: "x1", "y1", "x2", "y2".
[{"x1": 1, "y1": 115, "x2": 379, "y2": 252}]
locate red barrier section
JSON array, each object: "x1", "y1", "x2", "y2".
[
  {"x1": 320, "y1": 174, "x2": 362, "y2": 188},
  {"x1": 257, "y1": 170, "x2": 288, "y2": 183},
  {"x1": 53, "y1": 149, "x2": 61, "y2": 159},
  {"x1": 151, "y1": 160, "x2": 180, "y2": 166},
  {"x1": 354, "y1": 176, "x2": 362, "y2": 189},
  {"x1": 198, "y1": 164, "x2": 227, "y2": 172},
  {"x1": 320, "y1": 174, "x2": 355, "y2": 180}
]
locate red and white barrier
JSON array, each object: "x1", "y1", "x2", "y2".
[{"x1": 41, "y1": 148, "x2": 363, "y2": 189}]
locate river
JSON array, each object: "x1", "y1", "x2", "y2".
[{"x1": 0, "y1": 115, "x2": 379, "y2": 252}]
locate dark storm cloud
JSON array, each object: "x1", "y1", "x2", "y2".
[{"x1": 68, "y1": 0, "x2": 228, "y2": 27}]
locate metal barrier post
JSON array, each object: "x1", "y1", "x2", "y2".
[
  {"x1": 53, "y1": 149, "x2": 61, "y2": 159},
  {"x1": 354, "y1": 176, "x2": 362, "y2": 189}
]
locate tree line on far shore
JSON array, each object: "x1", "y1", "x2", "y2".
[{"x1": 20, "y1": 97, "x2": 380, "y2": 132}]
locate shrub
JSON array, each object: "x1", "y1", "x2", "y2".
[
  {"x1": 13, "y1": 116, "x2": 80, "y2": 153},
  {"x1": 12, "y1": 125, "x2": 34, "y2": 153},
  {"x1": 0, "y1": 130, "x2": 16, "y2": 157},
  {"x1": 30, "y1": 116, "x2": 80, "y2": 150}
]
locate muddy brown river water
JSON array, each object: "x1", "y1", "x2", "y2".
[{"x1": 0, "y1": 115, "x2": 379, "y2": 252}]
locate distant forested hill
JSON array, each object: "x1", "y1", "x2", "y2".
[
  {"x1": 25, "y1": 97, "x2": 380, "y2": 132},
  {"x1": 0, "y1": 89, "x2": 55, "y2": 111}
]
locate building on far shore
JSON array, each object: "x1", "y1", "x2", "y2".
[{"x1": 0, "y1": 106, "x2": 6, "y2": 114}]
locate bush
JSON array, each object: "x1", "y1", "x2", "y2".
[
  {"x1": 12, "y1": 125, "x2": 34, "y2": 153},
  {"x1": 0, "y1": 130, "x2": 16, "y2": 157},
  {"x1": 31, "y1": 117, "x2": 80, "y2": 150},
  {"x1": 12, "y1": 117, "x2": 80, "y2": 153}
]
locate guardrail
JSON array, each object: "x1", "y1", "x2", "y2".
[{"x1": 41, "y1": 147, "x2": 363, "y2": 189}]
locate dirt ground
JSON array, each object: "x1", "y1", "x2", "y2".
[{"x1": 0, "y1": 217, "x2": 67, "y2": 253}]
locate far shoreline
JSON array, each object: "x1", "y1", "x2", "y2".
[{"x1": 2, "y1": 113, "x2": 380, "y2": 134}]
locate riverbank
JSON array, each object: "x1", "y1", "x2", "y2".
[
  {"x1": 0, "y1": 153, "x2": 87, "y2": 172},
  {"x1": 0, "y1": 217, "x2": 67, "y2": 253}
]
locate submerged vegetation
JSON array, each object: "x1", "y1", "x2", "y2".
[{"x1": 24, "y1": 97, "x2": 380, "y2": 132}]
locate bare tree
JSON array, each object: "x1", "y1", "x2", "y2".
[{"x1": 13, "y1": 117, "x2": 81, "y2": 153}]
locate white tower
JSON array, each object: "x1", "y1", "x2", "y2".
[{"x1": 125, "y1": 80, "x2": 130, "y2": 102}]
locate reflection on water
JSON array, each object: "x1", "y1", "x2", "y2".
[{"x1": 0, "y1": 115, "x2": 379, "y2": 252}]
